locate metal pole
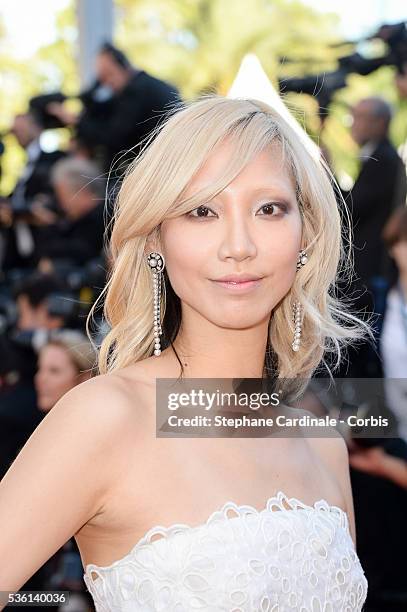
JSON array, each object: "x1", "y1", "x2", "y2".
[{"x1": 76, "y1": 0, "x2": 114, "y2": 88}]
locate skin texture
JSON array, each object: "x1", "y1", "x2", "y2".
[
  {"x1": 95, "y1": 52, "x2": 131, "y2": 93},
  {"x1": 389, "y1": 239, "x2": 407, "y2": 300},
  {"x1": 154, "y1": 141, "x2": 303, "y2": 379},
  {"x1": 53, "y1": 181, "x2": 97, "y2": 221},
  {"x1": 0, "y1": 142, "x2": 357, "y2": 593},
  {"x1": 350, "y1": 99, "x2": 388, "y2": 146},
  {"x1": 35, "y1": 344, "x2": 84, "y2": 413},
  {"x1": 16, "y1": 295, "x2": 63, "y2": 331},
  {"x1": 10, "y1": 114, "x2": 41, "y2": 149}
]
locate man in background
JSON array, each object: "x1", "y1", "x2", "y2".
[
  {"x1": 33, "y1": 156, "x2": 107, "y2": 268},
  {"x1": 0, "y1": 111, "x2": 65, "y2": 271},
  {"x1": 47, "y1": 42, "x2": 182, "y2": 174},
  {"x1": 339, "y1": 96, "x2": 406, "y2": 377}
]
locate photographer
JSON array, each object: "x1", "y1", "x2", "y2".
[
  {"x1": 0, "y1": 111, "x2": 66, "y2": 272},
  {"x1": 47, "y1": 42, "x2": 182, "y2": 173},
  {"x1": 33, "y1": 157, "x2": 107, "y2": 268}
]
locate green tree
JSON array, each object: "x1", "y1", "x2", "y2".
[
  {"x1": 1, "y1": 0, "x2": 406, "y2": 192},
  {"x1": 0, "y1": 4, "x2": 77, "y2": 194}
]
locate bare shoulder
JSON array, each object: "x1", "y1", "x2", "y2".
[
  {"x1": 297, "y1": 408, "x2": 357, "y2": 547},
  {"x1": 49, "y1": 366, "x2": 151, "y2": 429},
  {"x1": 0, "y1": 370, "x2": 149, "y2": 592}
]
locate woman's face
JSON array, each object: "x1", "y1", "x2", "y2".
[
  {"x1": 35, "y1": 344, "x2": 80, "y2": 412},
  {"x1": 389, "y1": 239, "x2": 407, "y2": 273},
  {"x1": 159, "y1": 141, "x2": 303, "y2": 330}
]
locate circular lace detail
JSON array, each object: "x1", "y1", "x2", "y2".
[
  {"x1": 84, "y1": 490, "x2": 349, "y2": 575},
  {"x1": 83, "y1": 490, "x2": 368, "y2": 612}
]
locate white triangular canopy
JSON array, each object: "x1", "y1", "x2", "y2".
[{"x1": 227, "y1": 53, "x2": 320, "y2": 161}]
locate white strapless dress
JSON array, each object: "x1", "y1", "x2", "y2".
[{"x1": 83, "y1": 491, "x2": 368, "y2": 611}]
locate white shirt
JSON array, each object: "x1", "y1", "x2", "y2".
[{"x1": 358, "y1": 140, "x2": 379, "y2": 164}]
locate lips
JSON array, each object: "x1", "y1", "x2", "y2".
[
  {"x1": 214, "y1": 275, "x2": 263, "y2": 283},
  {"x1": 211, "y1": 277, "x2": 263, "y2": 292}
]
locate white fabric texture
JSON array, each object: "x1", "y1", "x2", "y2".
[{"x1": 83, "y1": 490, "x2": 368, "y2": 611}]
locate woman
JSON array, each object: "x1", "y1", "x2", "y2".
[
  {"x1": 32, "y1": 330, "x2": 97, "y2": 610},
  {"x1": 0, "y1": 96, "x2": 371, "y2": 611},
  {"x1": 35, "y1": 329, "x2": 97, "y2": 412}
]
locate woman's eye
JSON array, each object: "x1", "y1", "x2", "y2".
[
  {"x1": 257, "y1": 202, "x2": 287, "y2": 216},
  {"x1": 187, "y1": 205, "x2": 216, "y2": 219}
]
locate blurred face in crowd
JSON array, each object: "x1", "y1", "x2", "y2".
[
  {"x1": 350, "y1": 100, "x2": 388, "y2": 146},
  {"x1": 17, "y1": 295, "x2": 63, "y2": 330},
  {"x1": 395, "y1": 68, "x2": 407, "y2": 99},
  {"x1": 95, "y1": 52, "x2": 131, "y2": 92},
  {"x1": 54, "y1": 180, "x2": 97, "y2": 220},
  {"x1": 158, "y1": 140, "x2": 302, "y2": 336},
  {"x1": 11, "y1": 114, "x2": 41, "y2": 149},
  {"x1": 389, "y1": 239, "x2": 407, "y2": 275},
  {"x1": 35, "y1": 344, "x2": 82, "y2": 412}
]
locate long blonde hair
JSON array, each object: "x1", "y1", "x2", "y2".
[{"x1": 88, "y1": 95, "x2": 374, "y2": 399}]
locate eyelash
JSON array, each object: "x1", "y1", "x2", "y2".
[{"x1": 186, "y1": 202, "x2": 288, "y2": 219}]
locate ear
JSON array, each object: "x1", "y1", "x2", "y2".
[{"x1": 144, "y1": 227, "x2": 161, "y2": 256}]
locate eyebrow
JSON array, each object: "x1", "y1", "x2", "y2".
[{"x1": 249, "y1": 186, "x2": 295, "y2": 197}]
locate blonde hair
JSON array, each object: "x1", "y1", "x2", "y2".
[
  {"x1": 88, "y1": 95, "x2": 374, "y2": 400},
  {"x1": 45, "y1": 329, "x2": 98, "y2": 376}
]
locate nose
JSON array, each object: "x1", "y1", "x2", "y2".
[{"x1": 217, "y1": 213, "x2": 257, "y2": 262}]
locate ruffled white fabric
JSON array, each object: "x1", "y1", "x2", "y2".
[{"x1": 83, "y1": 490, "x2": 368, "y2": 611}]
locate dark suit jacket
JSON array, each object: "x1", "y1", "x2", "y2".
[
  {"x1": 33, "y1": 201, "x2": 106, "y2": 266},
  {"x1": 1, "y1": 149, "x2": 66, "y2": 271},
  {"x1": 16, "y1": 149, "x2": 66, "y2": 207},
  {"x1": 77, "y1": 70, "x2": 182, "y2": 172},
  {"x1": 343, "y1": 138, "x2": 406, "y2": 294}
]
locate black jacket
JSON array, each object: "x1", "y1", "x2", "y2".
[
  {"x1": 15, "y1": 149, "x2": 66, "y2": 207},
  {"x1": 343, "y1": 138, "x2": 406, "y2": 291},
  {"x1": 1, "y1": 149, "x2": 66, "y2": 271},
  {"x1": 34, "y1": 201, "x2": 106, "y2": 267},
  {"x1": 77, "y1": 70, "x2": 182, "y2": 172}
]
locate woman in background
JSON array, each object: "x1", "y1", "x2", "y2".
[
  {"x1": 35, "y1": 329, "x2": 96, "y2": 413},
  {"x1": 33, "y1": 330, "x2": 97, "y2": 612}
]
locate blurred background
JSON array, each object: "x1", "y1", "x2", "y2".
[{"x1": 0, "y1": 1, "x2": 406, "y2": 611}]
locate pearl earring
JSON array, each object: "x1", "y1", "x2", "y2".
[
  {"x1": 296, "y1": 249, "x2": 308, "y2": 271},
  {"x1": 292, "y1": 249, "x2": 308, "y2": 352},
  {"x1": 292, "y1": 301, "x2": 303, "y2": 352},
  {"x1": 147, "y1": 252, "x2": 165, "y2": 356}
]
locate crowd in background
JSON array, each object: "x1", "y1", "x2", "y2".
[{"x1": 0, "y1": 42, "x2": 406, "y2": 612}]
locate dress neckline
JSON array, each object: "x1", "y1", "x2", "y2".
[{"x1": 84, "y1": 490, "x2": 350, "y2": 579}]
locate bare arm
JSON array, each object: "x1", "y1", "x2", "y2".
[
  {"x1": 331, "y1": 436, "x2": 357, "y2": 547},
  {"x1": 0, "y1": 375, "x2": 133, "y2": 597},
  {"x1": 302, "y1": 412, "x2": 357, "y2": 547},
  {"x1": 349, "y1": 445, "x2": 407, "y2": 489},
  {"x1": 320, "y1": 437, "x2": 357, "y2": 546}
]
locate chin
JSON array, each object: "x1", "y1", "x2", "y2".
[
  {"x1": 210, "y1": 311, "x2": 270, "y2": 330},
  {"x1": 39, "y1": 404, "x2": 53, "y2": 413}
]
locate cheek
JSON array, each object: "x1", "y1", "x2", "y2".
[
  {"x1": 394, "y1": 244, "x2": 407, "y2": 262},
  {"x1": 161, "y1": 222, "x2": 209, "y2": 296},
  {"x1": 261, "y1": 225, "x2": 301, "y2": 293},
  {"x1": 48, "y1": 372, "x2": 75, "y2": 394}
]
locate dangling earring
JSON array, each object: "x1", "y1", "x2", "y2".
[
  {"x1": 147, "y1": 252, "x2": 165, "y2": 356},
  {"x1": 296, "y1": 249, "x2": 308, "y2": 271},
  {"x1": 292, "y1": 249, "x2": 308, "y2": 352},
  {"x1": 292, "y1": 301, "x2": 302, "y2": 352}
]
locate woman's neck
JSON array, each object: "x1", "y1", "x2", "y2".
[{"x1": 167, "y1": 319, "x2": 270, "y2": 380}]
